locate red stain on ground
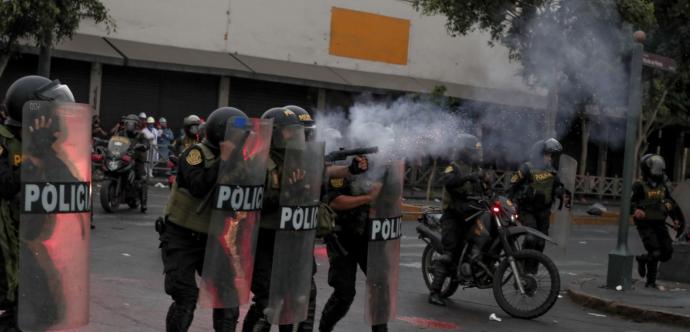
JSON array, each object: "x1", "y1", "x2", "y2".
[
  {"x1": 398, "y1": 316, "x2": 461, "y2": 330},
  {"x1": 313, "y1": 245, "x2": 328, "y2": 258}
]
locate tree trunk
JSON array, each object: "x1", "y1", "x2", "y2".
[
  {"x1": 0, "y1": 54, "x2": 10, "y2": 79},
  {"x1": 579, "y1": 115, "x2": 589, "y2": 176},
  {"x1": 37, "y1": 31, "x2": 53, "y2": 77}
]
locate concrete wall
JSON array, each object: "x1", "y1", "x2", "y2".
[{"x1": 78, "y1": 0, "x2": 533, "y2": 95}]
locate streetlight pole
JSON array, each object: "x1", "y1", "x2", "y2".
[{"x1": 606, "y1": 31, "x2": 645, "y2": 290}]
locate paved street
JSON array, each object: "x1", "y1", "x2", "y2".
[{"x1": 80, "y1": 187, "x2": 686, "y2": 331}]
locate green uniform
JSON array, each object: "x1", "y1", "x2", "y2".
[
  {"x1": 509, "y1": 161, "x2": 560, "y2": 212},
  {"x1": 0, "y1": 124, "x2": 22, "y2": 307},
  {"x1": 441, "y1": 161, "x2": 485, "y2": 213},
  {"x1": 165, "y1": 143, "x2": 217, "y2": 234}
]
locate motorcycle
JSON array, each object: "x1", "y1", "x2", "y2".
[
  {"x1": 98, "y1": 136, "x2": 145, "y2": 213},
  {"x1": 416, "y1": 195, "x2": 560, "y2": 319}
]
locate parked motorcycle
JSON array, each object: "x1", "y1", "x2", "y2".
[
  {"x1": 416, "y1": 195, "x2": 560, "y2": 319},
  {"x1": 98, "y1": 136, "x2": 145, "y2": 213}
]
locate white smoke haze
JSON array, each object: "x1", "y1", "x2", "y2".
[
  {"x1": 314, "y1": 1, "x2": 635, "y2": 176},
  {"x1": 316, "y1": 96, "x2": 472, "y2": 166}
]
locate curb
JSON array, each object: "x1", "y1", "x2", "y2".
[{"x1": 567, "y1": 287, "x2": 690, "y2": 328}]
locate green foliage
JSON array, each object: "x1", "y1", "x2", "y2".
[{"x1": 0, "y1": 0, "x2": 115, "y2": 55}]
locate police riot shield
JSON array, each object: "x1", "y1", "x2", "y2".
[
  {"x1": 365, "y1": 161, "x2": 404, "y2": 326},
  {"x1": 670, "y1": 180, "x2": 689, "y2": 240},
  {"x1": 199, "y1": 118, "x2": 273, "y2": 308},
  {"x1": 19, "y1": 101, "x2": 92, "y2": 331},
  {"x1": 266, "y1": 141, "x2": 324, "y2": 325},
  {"x1": 551, "y1": 154, "x2": 577, "y2": 249}
]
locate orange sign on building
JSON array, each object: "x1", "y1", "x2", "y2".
[{"x1": 329, "y1": 7, "x2": 410, "y2": 65}]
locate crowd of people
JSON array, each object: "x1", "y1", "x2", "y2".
[{"x1": 93, "y1": 112, "x2": 204, "y2": 177}]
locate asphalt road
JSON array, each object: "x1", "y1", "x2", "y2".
[{"x1": 78, "y1": 186, "x2": 685, "y2": 331}]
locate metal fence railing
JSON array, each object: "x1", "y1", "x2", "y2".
[{"x1": 404, "y1": 165, "x2": 637, "y2": 199}]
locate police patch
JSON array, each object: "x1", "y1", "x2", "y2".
[
  {"x1": 330, "y1": 178, "x2": 344, "y2": 188},
  {"x1": 444, "y1": 166, "x2": 453, "y2": 174},
  {"x1": 510, "y1": 171, "x2": 523, "y2": 183},
  {"x1": 186, "y1": 149, "x2": 203, "y2": 166}
]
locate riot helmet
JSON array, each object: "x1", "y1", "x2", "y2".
[
  {"x1": 530, "y1": 138, "x2": 562, "y2": 167},
  {"x1": 183, "y1": 115, "x2": 201, "y2": 136},
  {"x1": 123, "y1": 114, "x2": 140, "y2": 135},
  {"x1": 453, "y1": 133, "x2": 482, "y2": 165},
  {"x1": 2, "y1": 75, "x2": 74, "y2": 127},
  {"x1": 284, "y1": 105, "x2": 315, "y2": 141},
  {"x1": 640, "y1": 154, "x2": 666, "y2": 181},
  {"x1": 261, "y1": 107, "x2": 305, "y2": 150},
  {"x1": 203, "y1": 107, "x2": 249, "y2": 150}
]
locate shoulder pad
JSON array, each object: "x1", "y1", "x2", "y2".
[{"x1": 0, "y1": 125, "x2": 14, "y2": 139}]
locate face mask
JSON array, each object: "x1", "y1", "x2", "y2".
[{"x1": 189, "y1": 126, "x2": 199, "y2": 135}]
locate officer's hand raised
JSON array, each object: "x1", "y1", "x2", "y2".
[{"x1": 288, "y1": 169, "x2": 306, "y2": 185}]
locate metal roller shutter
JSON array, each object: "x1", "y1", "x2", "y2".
[
  {"x1": 100, "y1": 65, "x2": 218, "y2": 131},
  {"x1": 228, "y1": 77, "x2": 316, "y2": 118},
  {"x1": 0, "y1": 55, "x2": 90, "y2": 105}
]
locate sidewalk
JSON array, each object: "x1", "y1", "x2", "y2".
[
  {"x1": 402, "y1": 199, "x2": 625, "y2": 225},
  {"x1": 567, "y1": 276, "x2": 690, "y2": 328}
]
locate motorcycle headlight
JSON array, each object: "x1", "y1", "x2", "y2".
[{"x1": 108, "y1": 160, "x2": 121, "y2": 171}]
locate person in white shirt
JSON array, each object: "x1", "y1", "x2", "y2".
[{"x1": 142, "y1": 116, "x2": 160, "y2": 177}]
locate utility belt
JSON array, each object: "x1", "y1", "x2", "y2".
[{"x1": 157, "y1": 216, "x2": 208, "y2": 242}]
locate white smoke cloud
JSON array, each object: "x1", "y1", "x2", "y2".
[{"x1": 316, "y1": 96, "x2": 471, "y2": 164}]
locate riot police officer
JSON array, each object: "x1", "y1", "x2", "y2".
[
  {"x1": 118, "y1": 114, "x2": 150, "y2": 212},
  {"x1": 508, "y1": 138, "x2": 566, "y2": 272},
  {"x1": 172, "y1": 115, "x2": 202, "y2": 156},
  {"x1": 428, "y1": 134, "x2": 487, "y2": 306},
  {"x1": 0, "y1": 75, "x2": 75, "y2": 331},
  {"x1": 243, "y1": 107, "x2": 308, "y2": 332},
  {"x1": 284, "y1": 105, "x2": 316, "y2": 141},
  {"x1": 632, "y1": 154, "x2": 684, "y2": 289},
  {"x1": 160, "y1": 107, "x2": 248, "y2": 332},
  {"x1": 318, "y1": 164, "x2": 384, "y2": 332}
]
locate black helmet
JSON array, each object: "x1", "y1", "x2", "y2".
[
  {"x1": 640, "y1": 154, "x2": 666, "y2": 181},
  {"x1": 530, "y1": 138, "x2": 562, "y2": 163},
  {"x1": 261, "y1": 107, "x2": 304, "y2": 149},
  {"x1": 123, "y1": 114, "x2": 140, "y2": 135},
  {"x1": 203, "y1": 107, "x2": 249, "y2": 150},
  {"x1": 2, "y1": 75, "x2": 74, "y2": 127},
  {"x1": 284, "y1": 105, "x2": 315, "y2": 141},
  {"x1": 454, "y1": 133, "x2": 482, "y2": 164}
]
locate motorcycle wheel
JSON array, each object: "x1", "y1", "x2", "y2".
[
  {"x1": 493, "y1": 249, "x2": 560, "y2": 319},
  {"x1": 100, "y1": 180, "x2": 119, "y2": 213},
  {"x1": 421, "y1": 244, "x2": 460, "y2": 299}
]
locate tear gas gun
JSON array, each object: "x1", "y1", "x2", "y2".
[{"x1": 325, "y1": 146, "x2": 378, "y2": 163}]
